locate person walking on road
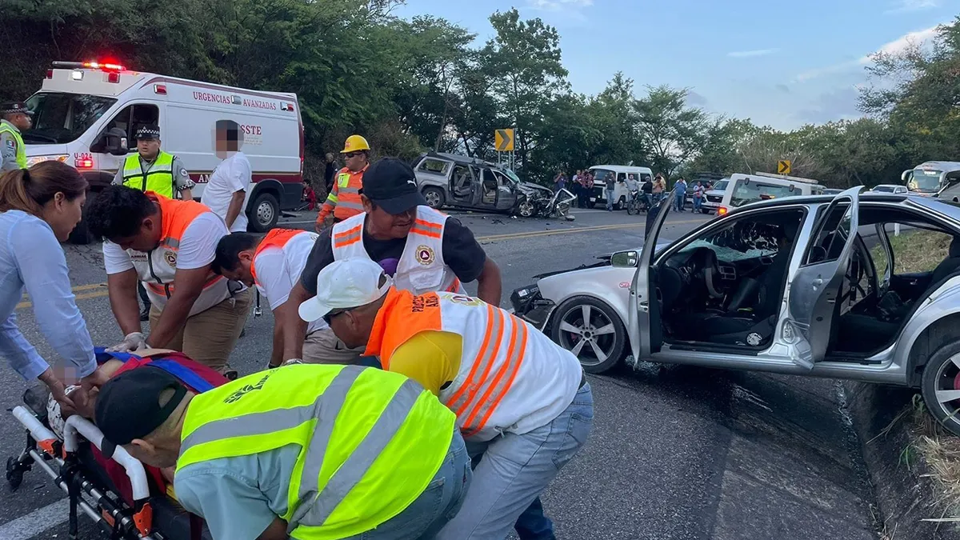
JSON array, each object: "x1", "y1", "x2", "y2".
[
  {"x1": 0, "y1": 102, "x2": 33, "y2": 174},
  {"x1": 316, "y1": 135, "x2": 370, "y2": 232},
  {"x1": 0, "y1": 161, "x2": 109, "y2": 414},
  {"x1": 211, "y1": 228, "x2": 368, "y2": 368},
  {"x1": 604, "y1": 172, "x2": 617, "y2": 211},
  {"x1": 323, "y1": 152, "x2": 337, "y2": 193},
  {"x1": 692, "y1": 181, "x2": 704, "y2": 213},
  {"x1": 87, "y1": 185, "x2": 253, "y2": 374},
  {"x1": 300, "y1": 257, "x2": 594, "y2": 540},
  {"x1": 674, "y1": 177, "x2": 687, "y2": 212},
  {"x1": 113, "y1": 124, "x2": 196, "y2": 321},
  {"x1": 284, "y1": 158, "x2": 502, "y2": 366},
  {"x1": 94, "y1": 363, "x2": 471, "y2": 540},
  {"x1": 652, "y1": 174, "x2": 665, "y2": 204},
  {"x1": 201, "y1": 120, "x2": 251, "y2": 233}
]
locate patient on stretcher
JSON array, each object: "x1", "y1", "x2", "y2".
[{"x1": 46, "y1": 348, "x2": 228, "y2": 505}]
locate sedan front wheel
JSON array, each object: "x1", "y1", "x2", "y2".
[{"x1": 549, "y1": 296, "x2": 626, "y2": 373}]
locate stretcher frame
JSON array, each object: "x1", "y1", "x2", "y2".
[{"x1": 7, "y1": 403, "x2": 164, "y2": 540}]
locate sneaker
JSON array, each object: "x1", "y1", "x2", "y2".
[{"x1": 139, "y1": 305, "x2": 150, "y2": 322}]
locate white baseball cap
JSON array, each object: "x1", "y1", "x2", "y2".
[{"x1": 298, "y1": 258, "x2": 393, "y2": 322}]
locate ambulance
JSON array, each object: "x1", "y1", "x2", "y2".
[{"x1": 22, "y1": 61, "x2": 304, "y2": 242}]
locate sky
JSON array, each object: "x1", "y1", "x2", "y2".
[{"x1": 394, "y1": 0, "x2": 960, "y2": 131}]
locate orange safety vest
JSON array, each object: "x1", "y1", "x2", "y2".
[
  {"x1": 133, "y1": 193, "x2": 229, "y2": 315},
  {"x1": 364, "y1": 288, "x2": 582, "y2": 441},
  {"x1": 319, "y1": 166, "x2": 366, "y2": 222},
  {"x1": 249, "y1": 228, "x2": 311, "y2": 283}
]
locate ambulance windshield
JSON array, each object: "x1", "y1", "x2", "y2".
[{"x1": 24, "y1": 93, "x2": 116, "y2": 144}]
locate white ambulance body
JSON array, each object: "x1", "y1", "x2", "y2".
[{"x1": 23, "y1": 61, "x2": 304, "y2": 241}]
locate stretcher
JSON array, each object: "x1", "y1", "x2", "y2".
[{"x1": 6, "y1": 387, "x2": 212, "y2": 540}]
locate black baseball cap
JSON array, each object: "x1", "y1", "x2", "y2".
[
  {"x1": 135, "y1": 124, "x2": 161, "y2": 140},
  {"x1": 95, "y1": 366, "x2": 188, "y2": 458},
  {"x1": 0, "y1": 102, "x2": 32, "y2": 115},
  {"x1": 360, "y1": 158, "x2": 427, "y2": 215}
]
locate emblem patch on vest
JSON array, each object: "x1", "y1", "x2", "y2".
[
  {"x1": 164, "y1": 250, "x2": 178, "y2": 268},
  {"x1": 449, "y1": 295, "x2": 481, "y2": 306},
  {"x1": 416, "y1": 245, "x2": 435, "y2": 266},
  {"x1": 223, "y1": 373, "x2": 270, "y2": 404}
]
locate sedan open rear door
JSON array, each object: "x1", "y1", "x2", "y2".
[
  {"x1": 784, "y1": 186, "x2": 862, "y2": 368},
  {"x1": 628, "y1": 190, "x2": 675, "y2": 361}
]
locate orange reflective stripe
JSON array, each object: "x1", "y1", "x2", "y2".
[
  {"x1": 251, "y1": 229, "x2": 305, "y2": 282},
  {"x1": 410, "y1": 227, "x2": 441, "y2": 239},
  {"x1": 461, "y1": 316, "x2": 528, "y2": 436},
  {"x1": 414, "y1": 219, "x2": 442, "y2": 231},
  {"x1": 445, "y1": 278, "x2": 462, "y2": 293},
  {"x1": 333, "y1": 166, "x2": 365, "y2": 220},
  {"x1": 333, "y1": 225, "x2": 362, "y2": 248},
  {"x1": 447, "y1": 304, "x2": 501, "y2": 416},
  {"x1": 369, "y1": 289, "x2": 443, "y2": 369}
]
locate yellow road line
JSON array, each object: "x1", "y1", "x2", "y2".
[{"x1": 17, "y1": 285, "x2": 108, "y2": 309}]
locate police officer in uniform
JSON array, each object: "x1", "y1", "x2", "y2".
[
  {"x1": 0, "y1": 102, "x2": 33, "y2": 174},
  {"x1": 112, "y1": 124, "x2": 195, "y2": 321}
]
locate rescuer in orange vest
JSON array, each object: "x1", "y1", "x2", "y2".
[{"x1": 316, "y1": 135, "x2": 369, "y2": 232}]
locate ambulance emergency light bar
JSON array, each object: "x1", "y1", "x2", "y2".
[{"x1": 51, "y1": 60, "x2": 127, "y2": 72}]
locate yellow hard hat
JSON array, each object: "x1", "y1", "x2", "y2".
[{"x1": 342, "y1": 135, "x2": 370, "y2": 153}]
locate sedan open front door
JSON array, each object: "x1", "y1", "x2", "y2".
[
  {"x1": 784, "y1": 186, "x2": 862, "y2": 368},
  {"x1": 628, "y1": 190, "x2": 675, "y2": 362}
]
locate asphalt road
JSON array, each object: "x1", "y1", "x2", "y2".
[{"x1": 0, "y1": 206, "x2": 880, "y2": 540}]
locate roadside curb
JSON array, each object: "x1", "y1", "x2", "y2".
[{"x1": 843, "y1": 381, "x2": 960, "y2": 539}]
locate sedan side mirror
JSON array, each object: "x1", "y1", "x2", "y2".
[{"x1": 611, "y1": 250, "x2": 639, "y2": 268}]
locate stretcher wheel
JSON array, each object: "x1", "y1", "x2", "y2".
[{"x1": 6, "y1": 457, "x2": 24, "y2": 490}]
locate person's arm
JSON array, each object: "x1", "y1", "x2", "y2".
[
  {"x1": 174, "y1": 467, "x2": 283, "y2": 540},
  {"x1": 112, "y1": 167, "x2": 124, "y2": 185},
  {"x1": 0, "y1": 313, "x2": 51, "y2": 382},
  {"x1": 225, "y1": 190, "x2": 246, "y2": 230},
  {"x1": 387, "y1": 331, "x2": 461, "y2": 395},
  {"x1": 254, "y1": 251, "x2": 294, "y2": 368},
  {"x1": 108, "y1": 270, "x2": 142, "y2": 335},
  {"x1": 269, "y1": 304, "x2": 286, "y2": 368},
  {"x1": 146, "y1": 214, "x2": 227, "y2": 348},
  {"x1": 11, "y1": 220, "x2": 97, "y2": 379},
  {"x1": 476, "y1": 258, "x2": 502, "y2": 306},
  {"x1": 172, "y1": 157, "x2": 195, "y2": 201},
  {"x1": 224, "y1": 157, "x2": 250, "y2": 229},
  {"x1": 285, "y1": 232, "x2": 333, "y2": 360},
  {"x1": 0, "y1": 133, "x2": 18, "y2": 173},
  {"x1": 441, "y1": 218, "x2": 502, "y2": 305},
  {"x1": 317, "y1": 176, "x2": 340, "y2": 228}
]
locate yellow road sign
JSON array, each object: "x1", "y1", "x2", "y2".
[
  {"x1": 777, "y1": 160, "x2": 792, "y2": 175},
  {"x1": 495, "y1": 129, "x2": 515, "y2": 152}
]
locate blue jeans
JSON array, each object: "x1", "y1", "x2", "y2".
[
  {"x1": 605, "y1": 189, "x2": 616, "y2": 210},
  {"x1": 693, "y1": 197, "x2": 701, "y2": 211},
  {"x1": 675, "y1": 193, "x2": 685, "y2": 211},
  {"x1": 348, "y1": 429, "x2": 472, "y2": 540},
  {"x1": 436, "y1": 383, "x2": 595, "y2": 540}
]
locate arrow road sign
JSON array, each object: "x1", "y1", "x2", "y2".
[
  {"x1": 495, "y1": 129, "x2": 515, "y2": 152},
  {"x1": 777, "y1": 160, "x2": 792, "y2": 175}
]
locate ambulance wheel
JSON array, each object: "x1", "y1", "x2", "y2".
[
  {"x1": 6, "y1": 457, "x2": 24, "y2": 490},
  {"x1": 249, "y1": 192, "x2": 279, "y2": 232},
  {"x1": 68, "y1": 191, "x2": 97, "y2": 245}
]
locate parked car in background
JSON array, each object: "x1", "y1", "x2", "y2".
[
  {"x1": 714, "y1": 172, "x2": 824, "y2": 215},
  {"x1": 512, "y1": 188, "x2": 960, "y2": 436},
  {"x1": 700, "y1": 178, "x2": 729, "y2": 214},
  {"x1": 872, "y1": 184, "x2": 908, "y2": 194},
  {"x1": 412, "y1": 152, "x2": 555, "y2": 217},
  {"x1": 588, "y1": 165, "x2": 653, "y2": 210}
]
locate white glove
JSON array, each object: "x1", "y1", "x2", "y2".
[
  {"x1": 282, "y1": 358, "x2": 303, "y2": 366},
  {"x1": 106, "y1": 332, "x2": 147, "y2": 353}
]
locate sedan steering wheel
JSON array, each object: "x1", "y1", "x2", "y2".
[{"x1": 682, "y1": 247, "x2": 724, "y2": 299}]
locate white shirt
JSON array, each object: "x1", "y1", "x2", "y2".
[
  {"x1": 201, "y1": 152, "x2": 251, "y2": 233},
  {"x1": 103, "y1": 213, "x2": 227, "y2": 274},
  {"x1": 0, "y1": 211, "x2": 96, "y2": 380},
  {"x1": 253, "y1": 234, "x2": 326, "y2": 335}
]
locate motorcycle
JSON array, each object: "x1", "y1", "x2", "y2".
[
  {"x1": 625, "y1": 190, "x2": 650, "y2": 215},
  {"x1": 515, "y1": 188, "x2": 577, "y2": 221}
]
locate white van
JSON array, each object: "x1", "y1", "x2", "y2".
[
  {"x1": 588, "y1": 165, "x2": 653, "y2": 209},
  {"x1": 902, "y1": 161, "x2": 960, "y2": 200},
  {"x1": 23, "y1": 61, "x2": 304, "y2": 241},
  {"x1": 715, "y1": 172, "x2": 824, "y2": 215}
]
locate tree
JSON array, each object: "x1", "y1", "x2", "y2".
[{"x1": 634, "y1": 86, "x2": 709, "y2": 178}]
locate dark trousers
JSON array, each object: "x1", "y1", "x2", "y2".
[{"x1": 137, "y1": 282, "x2": 151, "y2": 310}]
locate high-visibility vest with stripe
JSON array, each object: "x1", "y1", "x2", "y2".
[
  {"x1": 176, "y1": 364, "x2": 456, "y2": 540},
  {"x1": 331, "y1": 206, "x2": 466, "y2": 295},
  {"x1": 0, "y1": 121, "x2": 26, "y2": 169},
  {"x1": 126, "y1": 193, "x2": 229, "y2": 315},
  {"x1": 122, "y1": 152, "x2": 176, "y2": 199},
  {"x1": 251, "y1": 228, "x2": 326, "y2": 333},
  {"x1": 364, "y1": 288, "x2": 583, "y2": 442},
  {"x1": 320, "y1": 166, "x2": 365, "y2": 221}
]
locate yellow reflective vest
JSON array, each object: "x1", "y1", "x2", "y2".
[
  {"x1": 122, "y1": 152, "x2": 175, "y2": 198},
  {"x1": 0, "y1": 121, "x2": 26, "y2": 169},
  {"x1": 176, "y1": 364, "x2": 455, "y2": 540}
]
